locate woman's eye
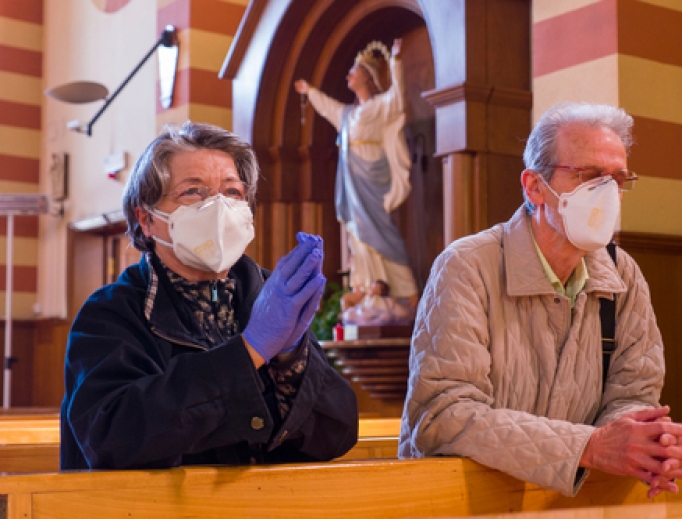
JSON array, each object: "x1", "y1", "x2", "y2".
[
  {"x1": 181, "y1": 187, "x2": 202, "y2": 197},
  {"x1": 224, "y1": 188, "x2": 244, "y2": 199}
]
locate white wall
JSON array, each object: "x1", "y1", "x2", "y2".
[{"x1": 39, "y1": 0, "x2": 158, "y2": 317}]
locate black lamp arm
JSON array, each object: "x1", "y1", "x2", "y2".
[{"x1": 85, "y1": 25, "x2": 178, "y2": 136}]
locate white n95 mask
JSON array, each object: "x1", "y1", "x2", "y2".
[
  {"x1": 151, "y1": 195, "x2": 255, "y2": 272},
  {"x1": 543, "y1": 176, "x2": 620, "y2": 252}
]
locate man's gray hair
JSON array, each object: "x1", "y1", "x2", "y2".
[
  {"x1": 522, "y1": 102, "x2": 634, "y2": 213},
  {"x1": 122, "y1": 121, "x2": 259, "y2": 252}
]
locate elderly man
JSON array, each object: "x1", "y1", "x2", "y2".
[
  {"x1": 399, "y1": 102, "x2": 682, "y2": 497},
  {"x1": 61, "y1": 122, "x2": 358, "y2": 470}
]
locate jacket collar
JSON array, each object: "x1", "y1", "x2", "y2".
[
  {"x1": 139, "y1": 253, "x2": 265, "y2": 349},
  {"x1": 503, "y1": 205, "x2": 627, "y2": 299}
]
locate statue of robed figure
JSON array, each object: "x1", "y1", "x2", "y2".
[{"x1": 295, "y1": 38, "x2": 418, "y2": 308}]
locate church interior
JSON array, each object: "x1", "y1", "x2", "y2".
[{"x1": 1, "y1": 0, "x2": 682, "y2": 516}]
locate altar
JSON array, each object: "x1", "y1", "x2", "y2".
[{"x1": 320, "y1": 336, "x2": 411, "y2": 416}]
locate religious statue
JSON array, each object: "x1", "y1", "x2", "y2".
[{"x1": 295, "y1": 38, "x2": 419, "y2": 308}]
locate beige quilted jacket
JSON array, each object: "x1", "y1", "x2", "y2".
[{"x1": 399, "y1": 206, "x2": 664, "y2": 496}]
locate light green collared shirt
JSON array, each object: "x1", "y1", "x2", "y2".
[{"x1": 529, "y1": 223, "x2": 588, "y2": 307}]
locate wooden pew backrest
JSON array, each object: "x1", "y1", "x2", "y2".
[{"x1": 0, "y1": 458, "x2": 677, "y2": 519}]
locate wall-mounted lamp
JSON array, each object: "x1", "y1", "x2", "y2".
[{"x1": 45, "y1": 25, "x2": 179, "y2": 136}]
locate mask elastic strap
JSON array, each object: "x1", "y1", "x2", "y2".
[
  {"x1": 538, "y1": 175, "x2": 561, "y2": 201},
  {"x1": 149, "y1": 208, "x2": 171, "y2": 224},
  {"x1": 147, "y1": 208, "x2": 172, "y2": 248},
  {"x1": 152, "y1": 236, "x2": 173, "y2": 249}
]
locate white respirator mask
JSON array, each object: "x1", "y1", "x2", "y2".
[
  {"x1": 151, "y1": 194, "x2": 254, "y2": 272},
  {"x1": 542, "y1": 175, "x2": 620, "y2": 252}
]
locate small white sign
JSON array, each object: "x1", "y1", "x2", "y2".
[
  {"x1": 344, "y1": 325, "x2": 358, "y2": 341},
  {"x1": 104, "y1": 151, "x2": 126, "y2": 175}
]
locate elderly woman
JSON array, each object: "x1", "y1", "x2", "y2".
[
  {"x1": 61, "y1": 121, "x2": 358, "y2": 470},
  {"x1": 295, "y1": 38, "x2": 418, "y2": 308}
]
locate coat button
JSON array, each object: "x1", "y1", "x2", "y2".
[
  {"x1": 554, "y1": 297, "x2": 560, "y2": 304},
  {"x1": 251, "y1": 416, "x2": 265, "y2": 430}
]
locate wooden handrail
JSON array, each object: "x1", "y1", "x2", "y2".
[{"x1": 0, "y1": 458, "x2": 677, "y2": 519}]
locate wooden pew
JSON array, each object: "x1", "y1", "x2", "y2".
[
  {"x1": 0, "y1": 458, "x2": 679, "y2": 519},
  {"x1": 341, "y1": 417, "x2": 400, "y2": 460},
  {"x1": 0, "y1": 416, "x2": 400, "y2": 473},
  {"x1": 0, "y1": 417, "x2": 59, "y2": 444},
  {"x1": 0, "y1": 414, "x2": 59, "y2": 474},
  {"x1": 451, "y1": 502, "x2": 682, "y2": 519},
  {"x1": 358, "y1": 417, "x2": 401, "y2": 437},
  {"x1": 0, "y1": 416, "x2": 399, "y2": 446}
]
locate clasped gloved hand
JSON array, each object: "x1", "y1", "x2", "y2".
[
  {"x1": 243, "y1": 232, "x2": 326, "y2": 362},
  {"x1": 281, "y1": 233, "x2": 324, "y2": 353}
]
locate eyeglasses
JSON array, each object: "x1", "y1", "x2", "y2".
[
  {"x1": 549, "y1": 165, "x2": 639, "y2": 192},
  {"x1": 164, "y1": 180, "x2": 248, "y2": 206}
]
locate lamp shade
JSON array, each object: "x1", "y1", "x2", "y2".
[{"x1": 44, "y1": 80, "x2": 109, "y2": 104}]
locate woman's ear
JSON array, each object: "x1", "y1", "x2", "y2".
[
  {"x1": 521, "y1": 169, "x2": 545, "y2": 207},
  {"x1": 135, "y1": 207, "x2": 153, "y2": 237}
]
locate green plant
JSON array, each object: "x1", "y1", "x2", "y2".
[{"x1": 311, "y1": 282, "x2": 347, "y2": 341}]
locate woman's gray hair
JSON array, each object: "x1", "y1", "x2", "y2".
[
  {"x1": 522, "y1": 102, "x2": 634, "y2": 213},
  {"x1": 123, "y1": 121, "x2": 259, "y2": 252}
]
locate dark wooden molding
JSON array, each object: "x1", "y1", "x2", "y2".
[
  {"x1": 614, "y1": 231, "x2": 682, "y2": 255},
  {"x1": 421, "y1": 82, "x2": 489, "y2": 106},
  {"x1": 218, "y1": 0, "x2": 267, "y2": 80},
  {"x1": 421, "y1": 82, "x2": 532, "y2": 110}
]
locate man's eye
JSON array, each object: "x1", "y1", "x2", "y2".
[{"x1": 582, "y1": 169, "x2": 603, "y2": 181}]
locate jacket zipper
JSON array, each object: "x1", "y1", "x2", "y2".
[{"x1": 150, "y1": 327, "x2": 208, "y2": 351}]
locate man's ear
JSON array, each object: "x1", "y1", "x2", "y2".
[
  {"x1": 135, "y1": 207, "x2": 153, "y2": 237},
  {"x1": 521, "y1": 169, "x2": 545, "y2": 207}
]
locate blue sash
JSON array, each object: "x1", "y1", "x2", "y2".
[{"x1": 335, "y1": 107, "x2": 410, "y2": 266}]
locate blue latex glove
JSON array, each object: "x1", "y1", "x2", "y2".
[
  {"x1": 280, "y1": 233, "x2": 325, "y2": 353},
  {"x1": 243, "y1": 234, "x2": 325, "y2": 362},
  {"x1": 279, "y1": 273, "x2": 326, "y2": 354}
]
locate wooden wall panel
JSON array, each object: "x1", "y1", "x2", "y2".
[
  {"x1": 32, "y1": 320, "x2": 70, "y2": 407},
  {"x1": 0, "y1": 321, "x2": 35, "y2": 407},
  {"x1": 0, "y1": 319, "x2": 69, "y2": 407},
  {"x1": 617, "y1": 232, "x2": 682, "y2": 423}
]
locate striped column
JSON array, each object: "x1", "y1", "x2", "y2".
[
  {"x1": 0, "y1": 1, "x2": 42, "y2": 318},
  {"x1": 532, "y1": 0, "x2": 682, "y2": 235},
  {"x1": 155, "y1": 0, "x2": 248, "y2": 132}
]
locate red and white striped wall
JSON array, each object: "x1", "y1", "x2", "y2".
[
  {"x1": 0, "y1": 0, "x2": 42, "y2": 317},
  {"x1": 155, "y1": 0, "x2": 248, "y2": 132},
  {"x1": 533, "y1": 0, "x2": 682, "y2": 235}
]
